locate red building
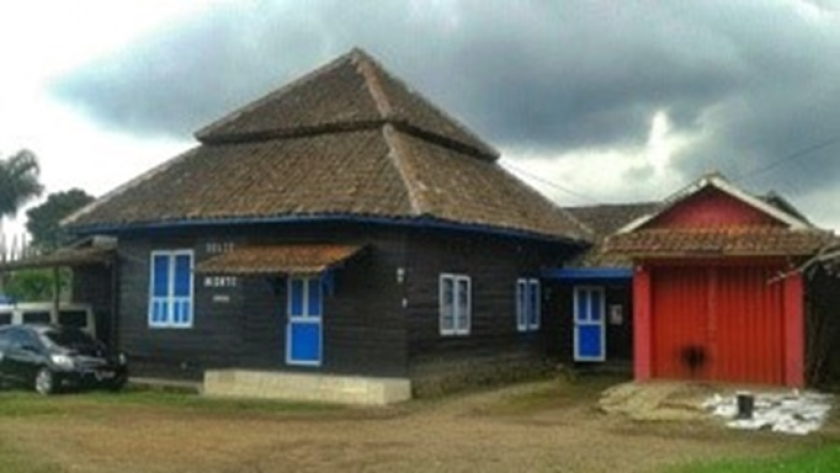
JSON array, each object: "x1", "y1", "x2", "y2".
[{"x1": 606, "y1": 173, "x2": 833, "y2": 387}]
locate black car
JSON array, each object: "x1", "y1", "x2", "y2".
[{"x1": 0, "y1": 324, "x2": 128, "y2": 394}]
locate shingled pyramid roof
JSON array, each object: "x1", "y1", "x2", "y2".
[
  {"x1": 65, "y1": 49, "x2": 588, "y2": 242},
  {"x1": 196, "y1": 48, "x2": 499, "y2": 160}
]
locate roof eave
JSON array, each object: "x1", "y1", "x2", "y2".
[
  {"x1": 609, "y1": 249, "x2": 819, "y2": 259},
  {"x1": 66, "y1": 214, "x2": 590, "y2": 247}
]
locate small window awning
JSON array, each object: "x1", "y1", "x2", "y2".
[{"x1": 195, "y1": 244, "x2": 364, "y2": 275}]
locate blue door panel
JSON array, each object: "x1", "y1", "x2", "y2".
[
  {"x1": 575, "y1": 292, "x2": 589, "y2": 323},
  {"x1": 591, "y1": 297, "x2": 602, "y2": 322},
  {"x1": 577, "y1": 326, "x2": 602, "y2": 359},
  {"x1": 290, "y1": 279, "x2": 304, "y2": 317},
  {"x1": 307, "y1": 279, "x2": 322, "y2": 316},
  {"x1": 289, "y1": 323, "x2": 320, "y2": 363}
]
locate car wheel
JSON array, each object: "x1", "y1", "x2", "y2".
[{"x1": 34, "y1": 367, "x2": 56, "y2": 395}]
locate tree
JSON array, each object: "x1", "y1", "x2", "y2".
[
  {"x1": 0, "y1": 150, "x2": 42, "y2": 294},
  {"x1": 0, "y1": 149, "x2": 43, "y2": 227},
  {"x1": 4, "y1": 269, "x2": 59, "y2": 301},
  {"x1": 26, "y1": 189, "x2": 95, "y2": 252}
]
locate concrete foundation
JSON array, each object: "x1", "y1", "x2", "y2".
[{"x1": 203, "y1": 370, "x2": 412, "y2": 405}]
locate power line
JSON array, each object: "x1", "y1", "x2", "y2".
[
  {"x1": 502, "y1": 160, "x2": 598, "y2": 204},
  {"x1": 731, "y1": 135, "x2": 840, "y2": 184}
]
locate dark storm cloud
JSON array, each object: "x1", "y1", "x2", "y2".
[
  {"x1": 662, "y1": 1, "x2": 840, "y2": 197},
  {"x1": 51, "y1": 0, "x2": 840, "y2": 199}
]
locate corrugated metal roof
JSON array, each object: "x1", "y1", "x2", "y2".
[{"x1": 195, "y1": 244, "x2": 364, "y2": 275}]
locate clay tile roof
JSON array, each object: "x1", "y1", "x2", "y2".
[
  {"x1": 604, "y1": 226, "x2": 834, "y2": 258},
  {"x1": 566, "y1": 203, "x2": 659, "y2": 239},
  {"x1": 564, "y1": 203, "x2": 657, "y2": 266},
  {"x1": 195, "y1": 48, "x2": 499, "y2": 160},
  {"x1": 195, "y1": 244, "x2": 364, "y2": 275},
  {"x1": 65, "y1": 49, "x2": 588, "y2": 243}
]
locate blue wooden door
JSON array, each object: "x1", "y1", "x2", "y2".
[
  {"x1": 574, "y1": 286, "x2": 606, "y2": 362},
  {"x1": 286, "y1": 276, "x2": 322, "y2": 366}
]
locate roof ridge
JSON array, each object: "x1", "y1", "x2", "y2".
[
  {"x1": 194, "y1": 120, "x2": 385, "y2": 145},
  {"x1": 381, "y1": 124, "x2": 423, "y2": 216},
  {"x1": 350, "y1": 49, "x2": 500, "y2": 161},
  {"x1": 353, "y1": 50, "x2": 394, "y2": 120},
  {"x1": 194, "y1": 50, "x2": 357, "y2": 142}
]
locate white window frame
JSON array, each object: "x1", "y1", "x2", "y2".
[
  {"x1": 148, "y1": 249, "x2": 195, "y2": 329},
  {"x1": 516, "y1": 278, "x2": 541, "y2": 332},
  {"x1": 439, "y1": 273, "x2": 471, "y2": 336}
]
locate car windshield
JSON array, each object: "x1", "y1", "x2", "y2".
[{"x1": 42, "y1": 327, "x2": 99, "y2": 350}]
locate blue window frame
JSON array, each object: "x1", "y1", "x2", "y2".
[
  {"x1": 516, "y1": 278, "x2": 540, "y2": 332},
  {"x1": 149, "y1": 250, "x2": 194, "y2": 328},
  {"x1": 440, "y1": 274, "x2": 471, "y2": 336}
]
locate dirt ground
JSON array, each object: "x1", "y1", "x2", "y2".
[{"x1": 0, "y1": 377, "x2": 836, "y2": 473}]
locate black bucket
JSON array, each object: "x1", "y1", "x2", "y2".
[{"x1": 736, "y1": 392, "x2": 755, "y2": 419}]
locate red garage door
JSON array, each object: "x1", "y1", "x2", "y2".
[{"x1": 651, "y1": 264, "x2": 786, "y2": 384}]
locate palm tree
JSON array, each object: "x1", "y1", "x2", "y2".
[{"x1": 0, "y1": 149, "x2": 43, "y2": 254}]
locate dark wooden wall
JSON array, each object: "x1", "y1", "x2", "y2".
[
  {"x1": 115, "y1": 223, "x2": 409, "y2": 379},
  {"x1": 72, "y1": 264, "x2": 115, "y2": 346},
  {"x1": 113, "y1": 222, "x2": 581, "y2": 382},
  {"x1": 403, "y1": 228, "x2": 576, "y2": 372}
]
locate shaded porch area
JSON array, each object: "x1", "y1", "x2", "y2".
[{"x1": 543, "y1": 267, "x2": 635, "y2": 372}]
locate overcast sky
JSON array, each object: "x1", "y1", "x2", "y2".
[{"x1": 2, "y1": 0, "x2": 839, "y2": 237}]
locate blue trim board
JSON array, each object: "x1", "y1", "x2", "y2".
[
  {"x1": 543, "y1": 267, "x2": 633, "y2": 280},
  {"x1": 68, "y1": 214, "x2": 589, "y2": 246}
]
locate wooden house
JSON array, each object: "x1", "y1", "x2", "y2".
[
  {"x1": 62, "y1": 49, "x2": 590, "y2": 402},
  {"x1": 604, "y1": 173, "x2": 833, "y2": 387}
]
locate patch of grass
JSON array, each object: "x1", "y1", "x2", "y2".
[
  {"x1": 0, "y1": 386, "x2": 344, "y2": 419},
  {"x1": 669, "y1": 444, "x2": 840, "y2": 473},
  {"x1": 0, "y1": 390, "x2": 65, "y2": 418},
  {"x1": 85, "y1": 387, "x2": 346, "y2": 414},
  {"x1": 0, "y1": 439, "x2": 62, "y2": 473}
]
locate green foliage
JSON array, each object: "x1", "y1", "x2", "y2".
[
  {"x1": 0, "y1": 149, "x2": 43, "y2": 220},
  {"x1": 25, "y1": 189, "x2": 94, "y2": 252},
  {"x1": 3, "y1": 269, "x2": 69, "y2": 302},
  {"x1": 670, "y1": 444, "x2": 840, "y2": 473}
]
